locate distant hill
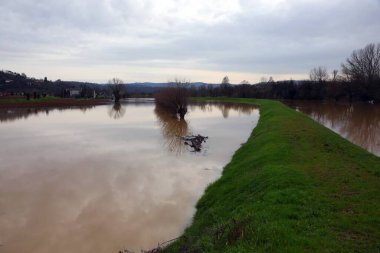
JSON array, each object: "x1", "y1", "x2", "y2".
[
  {"x1": 0, "y1": 70, "x2": 219, "y2": 96},
  {"x1": 127, "y1": 82, "x2": 219, "y2": 94},
  {"x1": 0, "y1": 70, "x2": 104, "y2": 96}
]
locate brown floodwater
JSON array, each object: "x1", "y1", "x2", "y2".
[
  {"x1": 0, "y1": 99, "x2": 259, "y2": 253},
  {"x1": 285, "y1": 100, "x2": 380, "y2": 157}
]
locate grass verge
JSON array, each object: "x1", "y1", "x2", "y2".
[{"x1": 164, "y1": 98, "x2": 380, "y2": 253}]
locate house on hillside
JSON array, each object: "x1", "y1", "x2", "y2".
[
  {"x1": 67, "y1": 88, "x2": 81, "y2": 97},
  {"x1": 63, "y1": 87, "x2": 98, "y2": 98}
]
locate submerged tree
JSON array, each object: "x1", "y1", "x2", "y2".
[
  {"x1": 108, "y1": 78, "x2": 125, "y2": 103},
  {"x1": 154, "y1": 79, "x2": 190, "y2": 119}
]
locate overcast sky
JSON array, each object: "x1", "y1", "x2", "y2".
[{"x1": 1, "y1": 0, "x2": 379, "y2": 83}]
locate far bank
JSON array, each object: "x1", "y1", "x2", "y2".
[{"x1": 0, "y1": 96, "x2": 110, "y2": 109}]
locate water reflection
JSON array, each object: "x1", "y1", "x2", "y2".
[
  {"x1": 155, "y1": 102, "x2": 258, "y2": 154},
  {"x1": 0, "y1": 102, "x2": 259, "y2": 253},
  {"x1": 190, "y1": 101, "x2": 258, "y2": 118},
  {"x1": 154, "y1": 106, "x2": 189, "y2": 154},
  {"x1": 285, "y1": 101, "x2": 380, "y2": 156},
  {"x1": 0, "y1": 106, "x2": 96, "y2": 123},
  {"x1": 108, "y1": 102, "x2": 126, "y2": 120}
]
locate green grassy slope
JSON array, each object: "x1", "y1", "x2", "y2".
[{"x1": 164, "y1": 98, "x2": 380, "y2": 253}]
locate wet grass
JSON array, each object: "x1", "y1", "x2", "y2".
[{"x1": 164, "y1": 98, "x2": 380, "y2": 253}]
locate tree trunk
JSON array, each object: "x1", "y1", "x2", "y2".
[
  {"x1": 114, "y1": 92, "x2": 120, "y2": 103},
  {"x1": 178, "y1": 107, "x2": 187, "y2": 119}
]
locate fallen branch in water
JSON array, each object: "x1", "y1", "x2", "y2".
[{"x1": 182, "y1": 134, "x2": 208, "y2": 152}]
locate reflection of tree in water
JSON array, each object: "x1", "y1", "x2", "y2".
[
  {"x1": 79, "y1": 107, "x2": 89, "y2": 113},
  {"x1": 191, "y1": 102, "x2": 257, "y2": 118},
  {"x1": 0, "y1": 106, "x2": 95, "y2": 123},
  {"x1": 154, "y1": 106, "x2": 189, "y2": 154},
  {"x1": 191, "y1": 102, "x2": 213, "y2": 113},
  {"x1": 108, "y1": 102, "x2": 126, "y2": 120},
  {"x1": 290, "y1": 101, "x2": 380, "y2": 156}
]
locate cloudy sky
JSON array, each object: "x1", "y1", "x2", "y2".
[{"x1": 1, "y1": 0, "x2": 379, "y2": 83}]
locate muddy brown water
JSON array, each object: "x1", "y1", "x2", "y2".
[
  {"x1": 0, "y1": 99, "x2": 259, "y2": 253},
  {"x1": 285, "y1": 100, "x2": 380, "y2": 157}
]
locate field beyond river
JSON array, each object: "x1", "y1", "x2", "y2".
[{"x1": 164, "y1": 98, "x2": 380, "y2": 253}]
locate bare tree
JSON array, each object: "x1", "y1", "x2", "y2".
[
  {"x1": 310, "y1": 66, "x2": 329, "y2": 82},
  {"x1": 221, "y1": 76, "x2": 233, "y2": 96},
  {"x1": 222, "y1": 76, "x2": 230, "y2": 85},
  {"x1": 154, "y1": 79, "x2": 190, "y2": 119},
  {"x1": 331, "y1": 69, "x2": 339, "y2": 81},
  {"x1": 260, "y1": 77, "x2": 268, "y2": 83},
  {"x1": 108, "y1": 78, "x2": 124, "y2": 103},
  {"x1": 341, "y1": 43, "x2": 380, "y2": 83}
]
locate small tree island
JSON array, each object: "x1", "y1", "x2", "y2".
[
  {"x1": 154, "y1": 79, "x2": 190, "y2": 119},
  {"x1": 108, "y1": 78, "x2": 125, "y2": 103}
]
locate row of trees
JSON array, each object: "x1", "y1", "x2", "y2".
[
  {"x1": 309, "y1": 43, "x2": 380, "y2": 84},
  {"x1": 190, "y1": 76, "x2": 379, "y2": 102},
  {"x1": 189, "y1": 43, "x2": 380, "y2": 102}
]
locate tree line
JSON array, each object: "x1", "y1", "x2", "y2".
[{"x1": 189, "y1": 43, "x2": 380, "y2": 102}]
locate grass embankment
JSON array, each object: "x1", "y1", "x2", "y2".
[
  {"x1": 165, "y1": 98, "x2": 380, "y2": 253},
  {"x1": 0, "y1": 96, "x2": 110, "y2": 108}
]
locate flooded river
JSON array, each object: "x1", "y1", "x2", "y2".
[
  {"x1": 285, "y1": 100, "x2": 380, "y2": 157},
  {"x1": 0, "y1": 100, "x2": 259, "y2": 253}
]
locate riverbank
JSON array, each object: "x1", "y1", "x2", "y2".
[
  {"x1": 164, "y1": 98, "x2": 380, "y2": 252},
  {"x1": 0, "y1": 96, "x2": 111, "y2": 109}
]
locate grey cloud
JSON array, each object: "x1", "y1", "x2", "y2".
[{"x1": 1, "y1": 0, "x2": 379, "y2": 81}]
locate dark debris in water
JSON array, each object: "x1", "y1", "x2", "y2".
[{"x1": 182, "y1": 134, "x2": 208, "y2": 152}]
